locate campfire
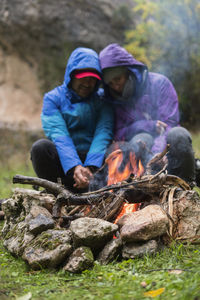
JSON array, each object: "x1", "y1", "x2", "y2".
[
  {"x1": 2, "y1": 145, "x2": 200, "y2": 273},
  {"x1": 12, "y1": 144, "x2": 191, "y2": 227},
  {"x1": 105, "y1": 148, "x2": 144, "y2": 222}
]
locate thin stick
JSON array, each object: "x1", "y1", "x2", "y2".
[{"x1": 147, "y1": 144, "x2": 170, "y2": 167}]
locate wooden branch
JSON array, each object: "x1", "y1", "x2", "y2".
[
  {"x1": 85, "y1": 190, "x2": 125, "y2": 221},
  {"x1": 147, "y1": 144, "x2": 170, "y2": 165},
  {"x1": 13, "y1": 174, "x2": 90, "y2": 206},
  {"x1": 13, "y1": 168, "x2": 190, "y2": 221},
  {"x1": 13, "y1": 174, "x2": 68, "y2": 196},
  {"x1": 146, "y1": 144, "x2": 170, "y2": 175},
  {"x1": 13, "y1": 171, "x2": 190, "y2": 202}
]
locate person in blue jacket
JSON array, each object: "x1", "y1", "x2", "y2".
[{"x1": 31, "y1": 47, "x2": 113, "y2": 191}]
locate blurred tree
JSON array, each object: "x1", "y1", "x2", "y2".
[
  {"x1": 125, "y1": 0, "x2": 200, "y2": 127},
  {"x1": 112, "y1": 5, "x2": 133, "y2": 30}
]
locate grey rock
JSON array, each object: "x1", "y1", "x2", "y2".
[
  {"x1": 23, "y1": 229, "x2": 72, "y2": 269},
  {"x1": 2, "y1": 196, "x2": 23, "y2": 219},
  {"x1": 3, "y1": 221, "x2": 35, "y2": 256},
  {"x1": 2, "y1": 189, "x2": 56, "y2": 220},
  {"x1": 26, "y1": 204, "x2": 53, "y2": 220},
  {"x1": 118, "y1": 205, "x2": 169, "y2": 242},
  {"x1": 70, "y1": 217, "x2": 118, "y2": 250},
  {"x1": 63, "y1": 247, "x2": 94, "y2": 273},
  {"x1": 0, "y1": 0, "x2": 132, "y2": 54},
  {"x1": 28, "y1": 214, "x2": 55, "y2": 235},
  {"x1": 0, "y1": 0, "x2": 134, "y2": 131},
  {"x1": 122, "y1": 240, "x2": 159, "y2": 259},
  {"x1": 97, "y1": 238, "x2": 123, "y2": 265},
  {"x1": 18, "y1": 189, "x2": 56, "y2": 215}
]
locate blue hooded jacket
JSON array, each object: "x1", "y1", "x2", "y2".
[{"x1": 41, "y1": 47, "x2": 114, "y2": 173}]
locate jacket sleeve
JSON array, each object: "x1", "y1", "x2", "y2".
[
  {"x1": 114, "y1": 120, "x2": 156, "y2": 141},
  {"x1": 118, "y1": 75, "x2": 180, "y2": 153},
  {"x1": 84, "y1": 103, "x2": 114, "y2": 168},
  {"x1": 41, "y1": 91, "x2": 83, "y2": 173},
  {"x1": 127, "y1": 76, "x2": 179, "y2": 139},
  {"x1": 151, "y1": 76, "x2": 180, "y2": 154}
]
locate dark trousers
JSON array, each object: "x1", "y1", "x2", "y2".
[
  {"x1": 128, "y1": 127, "x2": 195, "y2": 183},
  {"x1": 30, "y1": 139, "x2": 87, "y2": 192},
  {"x1": 166, "y1": 127, "x2": 195, "y2": 183},
  {"x1": 31, "y1": 127, "x2": 196, "y2": 192}
]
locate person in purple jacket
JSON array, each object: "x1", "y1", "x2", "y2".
[{"x1": 99, "y1": 43, "x2": 195, "y2": 184}]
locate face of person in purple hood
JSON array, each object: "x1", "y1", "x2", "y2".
[
  {"x1": 107, "y1": 73, "x2": 128, "y2": 96},
  {"x1": 102, "y1": 66, "x2": 130, "y2": 97},
  {"x1": 100, "y1": 43, "x2": 147, "y2": 100}
]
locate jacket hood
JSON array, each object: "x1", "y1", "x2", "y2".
[
  {"x1": 64, "y1": 47, "x2": 102, "y2": 87},
  {"x1": 99, "y1": 43, "x2": 148, "y2": 87}
]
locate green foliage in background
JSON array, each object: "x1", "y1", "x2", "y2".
[
  {"x1": 192, "y1": 132, "x2": 200, "y2": 158},
  {"x1": 125, "y1": 0, "x2": 200, "y2": 126},
  {"x1": 111, "y1": 5, "x2": 133, "y2": 30}
]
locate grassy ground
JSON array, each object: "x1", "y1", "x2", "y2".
[
  {"x1": 192, "y1": 131, "x2": 200, "y2": 157},
  {"x1": 0, "y1": 228, "x2": 199, "y2": 300},
  {"x1": 0, "y1": 156, "x2": 35, "y2": 199},
  {"x1": 0, "y1": 132, "x2": 200, "y2": 299}
]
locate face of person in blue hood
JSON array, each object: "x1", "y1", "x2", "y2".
[{"x1": 71, "y1": 76, "x2": 98, "y2": 98}]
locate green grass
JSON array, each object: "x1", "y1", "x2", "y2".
[
  {"x1": 0, "y1": 132, "x2": 200, "y2": 299},
  {"x1": 0, "y1": 157, "x2": 35, "y2": 199},
  {"x1": 192, "y1": 131, "x2": 200, "y2": 158},
  {"x1": 0, "y1": 227, "x2": 199, "y2": 300}
]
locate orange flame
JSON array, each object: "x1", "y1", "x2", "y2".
[
  {"x1": 106, "y1": 148, "x2": 144, "y2": 223},
  {"x1": 106, "y1": 149, "x2": 144, "y2": 185},
  {"x1": 114, "y1": 203, "x2": 139, "y2": 224}
]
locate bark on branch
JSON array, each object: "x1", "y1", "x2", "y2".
[
  {"x1": 13, "y1": 169, "x2": 190, "y2": 222},
  {"x1": 13, "y1": 171, "x2": 190, "y2": 201}
]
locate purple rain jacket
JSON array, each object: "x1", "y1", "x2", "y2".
[{"x1": 99, "y1": 43, "x2": 180, "y2": 154}]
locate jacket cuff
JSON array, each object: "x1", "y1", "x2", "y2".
[{"x1": 84, "y1": 153, "x2": 105, "y2": 168}]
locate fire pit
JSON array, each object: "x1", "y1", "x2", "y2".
[{"x1": 1, "y1": 146, "x2": 200, "y2": 273}]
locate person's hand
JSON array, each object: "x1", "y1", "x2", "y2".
[
  {"x1": 156, "y1": 120, "x2": 167, "y2": 135},
  {"x1": 73, "y1": 165, "x2": 93, "y2": 189}
]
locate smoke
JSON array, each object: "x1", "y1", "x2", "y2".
[
  {"x1": 151, "y1": 0, "x2": 199, "y2": 81},
  {"x1": 123, "y1": 0, "x2": 200, "y2": 128}
]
